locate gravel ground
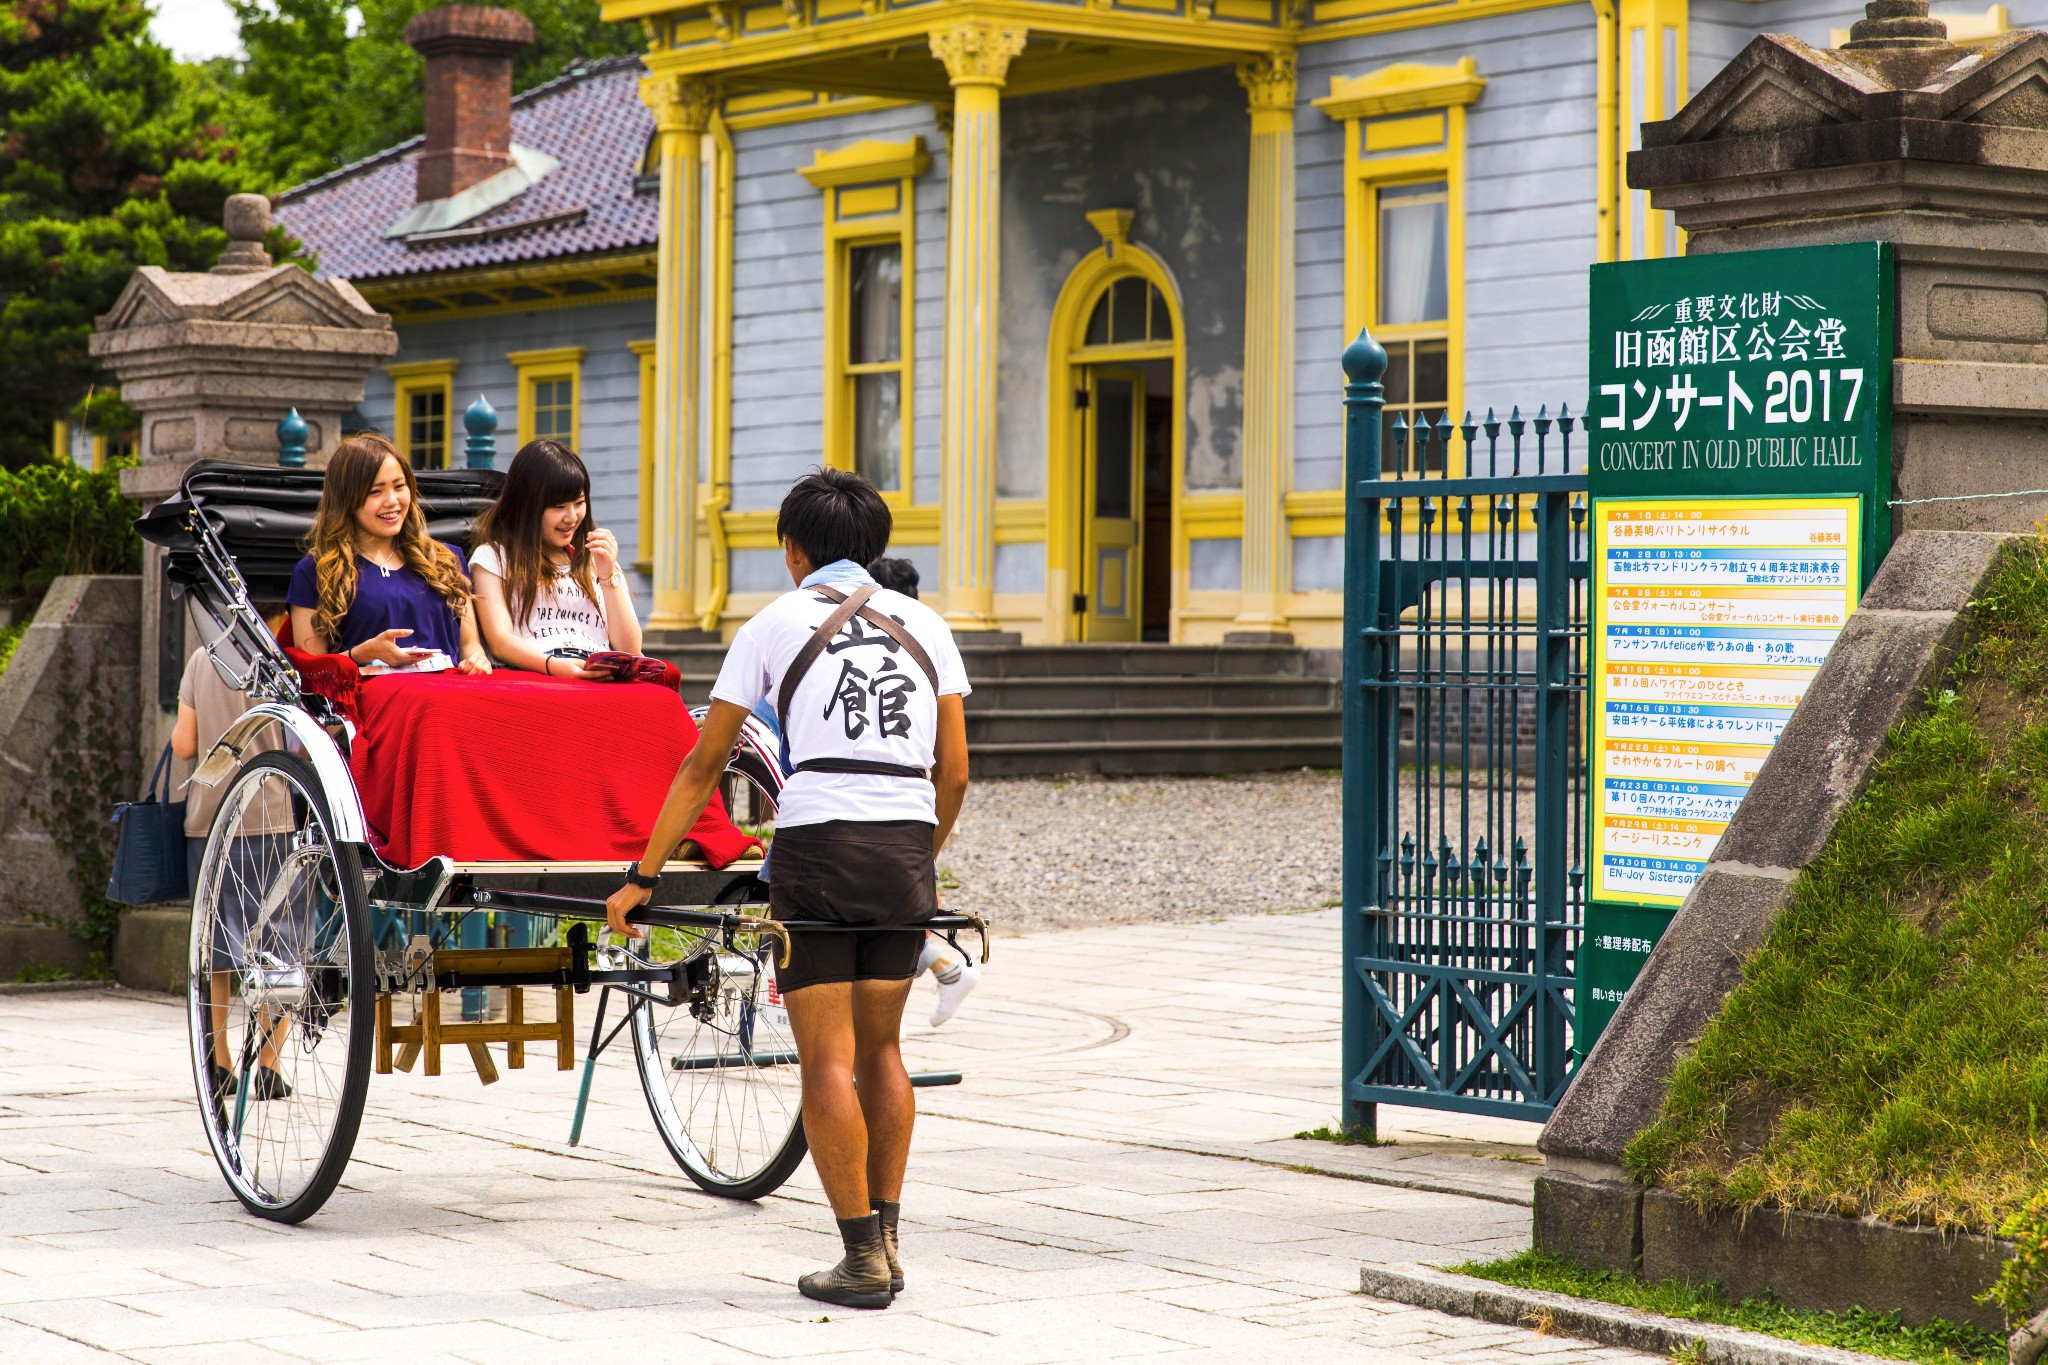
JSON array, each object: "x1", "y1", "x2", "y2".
[
  {"x1": 939, "y1": 770, "x2": 1342, "y2": 933},
  {"x1": 940, "y1": 769, "x2": 1542, "y2": 934}
]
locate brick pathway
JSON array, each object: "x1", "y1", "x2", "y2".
[{"x1": 0, "y1": 910, "x2": 1654, "y2": 1363}]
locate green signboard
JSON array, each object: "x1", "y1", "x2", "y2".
[{"x1": 1578, "y1": 242, "x2": 1895, "y2": 1048}]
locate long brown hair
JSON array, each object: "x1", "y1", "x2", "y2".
[
  {"x1": 306, "y1": 434, "x2": 471, "y2": 647},
  {"x1": 470, "y1": 439, "x2": 601, "y2": 630}
]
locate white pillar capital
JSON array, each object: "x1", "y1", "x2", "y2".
[{"x1": 930, "y1": 21, "x2": 1027, "y2": 88}]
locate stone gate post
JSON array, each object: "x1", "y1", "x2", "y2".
[
  {"x1": 1626, "y1": 2, "x2": 2048, "y2": 532},
  {"x1": 87, "y1": 193, "x2": 396, "y2": 989}
]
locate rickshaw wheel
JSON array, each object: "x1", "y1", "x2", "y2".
[
  {"x1": 187, "y1": 750, "x2": 373, "y2": 1224},
  {"x1": 630, "y1": 731, "x2": 807, "y2": 1199}
]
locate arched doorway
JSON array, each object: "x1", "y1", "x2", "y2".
[{"x1": 1046, "y1": 245, "x2": 1185, "y2": 644}]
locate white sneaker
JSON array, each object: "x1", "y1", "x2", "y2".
[{"x1": 929, "y1": 961, "x2": 980, "y2": 1027}]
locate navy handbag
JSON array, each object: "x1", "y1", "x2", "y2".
[{"x1": 107, "y1": 743, "x2": 189, "y2": 905}]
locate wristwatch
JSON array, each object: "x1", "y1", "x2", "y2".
[{"x1": 622, "y1": 863, "x2": 660, "y2": 890}]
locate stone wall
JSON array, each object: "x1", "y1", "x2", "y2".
[{"x1": 0, "y1": 576, "x2": 142, "y2": 980}]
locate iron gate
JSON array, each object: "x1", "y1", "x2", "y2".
[{"x1": 1339, "y1": 328, "x2": 1589, "y2": 1131}]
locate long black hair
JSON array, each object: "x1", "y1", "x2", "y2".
[{"x1": 471, "y1": 439, "x2": 599, "y2": 629}]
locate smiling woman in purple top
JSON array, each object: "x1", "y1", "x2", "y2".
[{"x1": 286, "y1": 433, "x2": 491, "y2": 674}]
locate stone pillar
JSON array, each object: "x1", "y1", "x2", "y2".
[
  {"x1": 1232, "y1": 52, "x2": 1298, "y2": 643},
  {"x1": 640, "y1": 73, "x2": 717, "y2": 639},
  {"x1": 932, "y1": 20, "x2": 1026, "y2": 630},
  {"x1": 88, "y1": 192, "x2": 397, "y2": 775},
  {"x1": 1628, "y1": 2, "x2": 2048, "y2": 534}
]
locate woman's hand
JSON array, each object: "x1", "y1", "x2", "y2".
[
  {"x1": 605, "y1": 880, "x2": 651, "y2": 938},
  {"x1": 588, "y1": 528, "x2": 619, "y2": 580},
  {"x1": 354, "y1": 628, "x2": 430, "y2": 668},
  {"x1": 459, "y1": 647, "x2": 493, "y2": 676}
]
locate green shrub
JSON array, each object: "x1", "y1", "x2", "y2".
[
  {"x1": 0, "y1": 462, "x2": 141, "y2": 602},
  {"x1": 0, "y1": 621, "x2": 24, "y2": 676}
]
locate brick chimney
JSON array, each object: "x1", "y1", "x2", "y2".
[{"x1": 404, "y1": 5, "x2": 536, "y2": 204}]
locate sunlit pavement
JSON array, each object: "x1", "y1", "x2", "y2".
[{"x1": 0, "y1": 910, "x2": 1655, "y2": 1363}]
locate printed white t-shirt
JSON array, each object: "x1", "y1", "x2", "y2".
[
  {"x1": 710, "y1": 582, "x2": 970, "y2": 829},
  {"x1": 469, "y1": 542, "x2": 612, "y2": 657}
]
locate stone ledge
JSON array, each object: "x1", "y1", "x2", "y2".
[
  {"x1": 1897, "y1": 358, "x2": 2048, "y2": 417},
  {"x1": 1357, "y1": 1263, "x2": 1898, "y2": 1365},
  {"x1": 113, "y1": 907, "x2": 189, "y2": 996},
  {"x1": 1641, "y1": 1192, "x2": 2013, "y2": 1334},
  {"x1": 1535, "y1": 1170, "x2": 1642, "y2": 1275}
]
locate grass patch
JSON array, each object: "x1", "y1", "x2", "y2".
[
  {"x1": 10, "y1": 963, "x2": 72, "y2": 983},
  {"x1": 0, "y1": 620, "x2": 24, "y2": 676},
  {"x1": 1294, "y1": 1124, "x2": 1393, "y2": 1147},
  {"x1": 1453, "y1": 1250, "x2": 2002, "y2": 1365},
  {"x1": 1627, "y1": 536, "x2": 2048, "y2": 1235}
]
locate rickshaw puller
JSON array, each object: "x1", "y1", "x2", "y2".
[{"x1": 608, "y1": 467, "x2": 971, "y2": 1309}]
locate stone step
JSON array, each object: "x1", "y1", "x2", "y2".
[
  {"x1": 649, "y1": 640, "x2": 1338, "y2": 681},
  {"x1": 643, "y1": 639, "x2": 1343, "y2": 776},
  {"x1": 964, "y1": 675, "x2": 1338, "y2": 711},
  {"x1": 966, "y1": 705, "x2": 1339, "y2": 745},
  {"x1": 971, "y1": 735, "x2": 1340, "y2": 778}
]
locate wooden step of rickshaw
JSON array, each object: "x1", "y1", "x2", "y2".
[{"x1": 376, "y1": 947, "x2": 576, "y2": 1084}]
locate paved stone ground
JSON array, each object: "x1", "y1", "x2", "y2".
[{"x1": 0, "y1": 910, "x2": 1654, "y2": 1363}]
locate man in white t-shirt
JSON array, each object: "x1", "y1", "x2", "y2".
[{"x1": 607, "y1": 467, "x2": 970, "y2": 1312}]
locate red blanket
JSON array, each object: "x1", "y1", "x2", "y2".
[{"x1": 347, "y1": 671, "x2": 758, "y2": 868}]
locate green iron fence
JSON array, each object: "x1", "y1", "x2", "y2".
[{"x1": 1340, "y1": 327, "x2": 1589, "y2": 1131}]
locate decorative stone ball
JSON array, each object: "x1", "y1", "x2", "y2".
[{"x1": 224, "y1": 193, "x2": 271, "y2": 242}]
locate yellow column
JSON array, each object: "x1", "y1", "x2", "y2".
[
  {"x1": 1233, "y1": 51, "x2": 1296, "y2": 642},
  {"x1": 931, "y1": 20, "x2": 1026, "y2": 630},
  {"x1": 640, "y1": 73, "x2": 716, "y2": 633}
]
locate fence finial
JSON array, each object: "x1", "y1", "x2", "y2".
[
  {"x1": 1343, "y1": 324, "x2": 1388, "y2": 385},
  {"x1": 464, "y1": 394, "x2": 499, "y2": 470},
  {"x1": 277, "y1": 408, "x2": 308, "y2": 467}
]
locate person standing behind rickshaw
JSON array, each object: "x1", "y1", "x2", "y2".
[{"x1": 607, "y1": 468, "x2": 970, "y2": 1310}]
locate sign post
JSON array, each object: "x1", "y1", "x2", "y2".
[{"x1": 1581, "y1": 241, "x2": 1894, "y2": 1048}]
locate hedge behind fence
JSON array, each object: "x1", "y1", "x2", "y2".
[{"x1": 0, "y1": 462, "x2": 140, "y2": 602}]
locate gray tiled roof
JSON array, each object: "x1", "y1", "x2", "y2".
[{"x1": 277, "y1": 56, "x2": 655, "y2": 284}]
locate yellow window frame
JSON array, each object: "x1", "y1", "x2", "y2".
[
  {"x1": 799, "y1": 137, "x2": 927, "y2": 506},
  {"x1": 629, "y1": 337, "x2": 657, "y2": 575},
  {"x1": 508, "y1": 346, "x2": 587, "y2": 451},
  {"x1": 387, "y1": 358, "x2": 460, "y2": 470},
  {"x1": 1318, "y1": 58, "x2": 1480, "y2": 479}
]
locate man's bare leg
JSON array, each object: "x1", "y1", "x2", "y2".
[
  {"x1": 851, "y1": 977, "x2": 915, "y2": 1201},
  {"x1": 786, "y1": 980, "x2": 896, "y2": 1307},
  {"x1": 785, "y1": 982, "x2": 870, "y2": 1218}
]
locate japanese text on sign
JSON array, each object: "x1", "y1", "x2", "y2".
[{"x1": 1590, "y1": 498, "x2": 1860, "y2": 908}]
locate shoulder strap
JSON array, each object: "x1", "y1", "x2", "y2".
[
  {"x1": 777, "y1": 584, "x2": 877, "y2": 733},
  {"x1": 848, "y1": 600, "x2": 940, "y2": 692}
]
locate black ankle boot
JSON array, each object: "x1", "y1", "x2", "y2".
[
  {"x1": 872, "y1": 1199, "x2": 903, "y2": 1293},
  {"x1": 798, "y1": 1213, "x2": 893, "y2": 1309}
]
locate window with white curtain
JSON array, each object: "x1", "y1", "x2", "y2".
[{"x1": 1373, "y1": 179, "x2": 1450, "y2": 471}]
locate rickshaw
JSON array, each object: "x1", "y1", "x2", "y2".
[{"x1": 138, "y1": 461, "x2": 987, "y2": 1224}]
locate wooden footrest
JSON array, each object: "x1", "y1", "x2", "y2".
[{"x1": 376, "y1": 947, "x2": 576, "y2": 1083}]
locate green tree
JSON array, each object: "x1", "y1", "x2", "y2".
[
  {"x1": 0, "y1": 0, "x2": 262, "y2": 470},
  {"x1": 227, "y1": 0, "x2": 643, "y2": 187}
]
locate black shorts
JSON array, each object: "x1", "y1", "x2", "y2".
[{"x1": 768, "y1": 818, "x2": 936, "y2": 993}]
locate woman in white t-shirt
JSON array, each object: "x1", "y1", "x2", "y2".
[{"x1": 471, "y1": 439, "x2": 644, "y2": 679}]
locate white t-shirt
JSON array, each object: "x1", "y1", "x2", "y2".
[
  {"x1": 710, "y1": 582, "x2": 970, "y2": 828},
  {"x1": 470, "y1": 542, "x2": 612, "y2": 657}
]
